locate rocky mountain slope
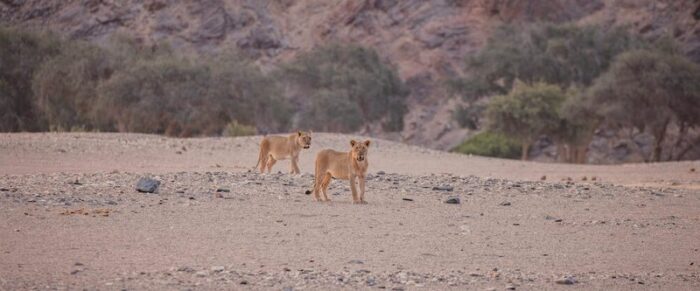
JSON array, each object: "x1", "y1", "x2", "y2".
[{"x1": 2, "y1": 0, "x2": 699, "y2": 150}]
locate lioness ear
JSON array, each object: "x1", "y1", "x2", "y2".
[
  {"x1": 297, "y1": 131, "x2": 303, "y2": 136},
  {"x1": 350, "y1": 140, "x2": 357, "y2": 147},
  {"x1": 364, "y1": 140, "x2": 371, "y2": 147}
]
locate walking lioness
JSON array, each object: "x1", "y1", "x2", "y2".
[
  {"x1": 313, "y1": 139, "x2": 370, "y2": 203},
  {"x1": 255, "y1": 131, "x2": 312, "y2": 174}
]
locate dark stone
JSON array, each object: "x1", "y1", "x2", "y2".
[
  {"x1": 555, "y1": 276, "x2": 577, "y2": 285},
  {"x1": 432, "y1": 185, "x2": 454, "y2": 191},
  {"x1": 402, "y1": 198, "x2": 414, "y2": 202},
  {"x1": 445, "y1": 197, "x2": 460, "y2": 204},
  {"x1": 136, "y1": 178, "x2": 160, "y2": 193},
  {"x1": 304, "y1": 190, "x2": 312, "y2": 195},
  {"x1": 499, "y1": 201, "x2": 511, "y2": 206},
  {"x1": 216, "y1": 188, "x2": 230, "y2": 193}
]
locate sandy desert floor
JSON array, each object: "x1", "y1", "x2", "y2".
[{"x1": 1, "y1": 132, "x2": 699, "y2": 290}]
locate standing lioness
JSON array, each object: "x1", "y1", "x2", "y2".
[
  {"x1": 255, "y1": 131, "x2": 312, "y2": 174},
  {"x1": 313, "y1": 139, "x2": 370, "y2": 204}
]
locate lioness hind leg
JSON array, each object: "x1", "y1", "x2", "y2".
[
  {"x1": 266, "y1": 156, "x2": 277, "y2": 173},
  {"x1": 258, "y1": 152, "x2": 268, "y2": 174},
  {"x1": 320, "y1": 173, "x2": 332, "y2": 202},
  {"x1": 312, "y1": 175, "x2": 322, "y2": 201}
]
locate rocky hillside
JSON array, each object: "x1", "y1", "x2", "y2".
[{"x1": 2, "y1": 0, "x2": 699, "y2": 150}]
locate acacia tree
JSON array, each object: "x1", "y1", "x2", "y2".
[
  {"x1": 450, "y1": 23, "x2": 642, "y2": 100},
  {"x1": 585, "y1": 49, "x2": 700, "y2": 162},
  {"x1": 555, "y1": 89, "x2": 601, "y2": 163},
  {"x1": 486, "y1": 82, "x2": 566, "y2": 160}
]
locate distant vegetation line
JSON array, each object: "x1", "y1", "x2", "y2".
[
  {"x1": 0, "y1": 27, "x2": 408, "y2": 137},
  {"x1": 2, "y1": 22, "x2": 699, "y2": 164}
]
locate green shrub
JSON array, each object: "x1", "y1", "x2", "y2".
[
  {"x1": 223, "y1": 120, "x2": 257, "y2": 137},
  {"x1": 453, "y1": 104, "x2": 484, "y2": 130},
  {"x1": 299, "y1": 89, "x2": 364, "y2": 132},
  {"x1": 283, "y1": 44, "x2": 408, "y2": 132},
  {"x1": 32, "y1": 41, "x2": 113, "y2": 130},
  {"x1": 452, "y1": 131, "x2": 520, "y2": 159}
]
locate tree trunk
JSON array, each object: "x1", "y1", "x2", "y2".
[
  {"x1": 672, "y1": 122, "x2": 687, "y2": 160},
  {"x1": 651, "y1": 118, "x2": 670, "y2": 162},
  {"x1": 575, "y1": 145, "x2": 588, "y2": 164},
  {"x1": 675, "y1": 135, "x2": 700, "y2": 161},
  {"x1": 557, "y1": 144, "x2": 567, "y2": 163},
  {"x1": 521, "y1": 142, "x2": 530, "y2": 160}
]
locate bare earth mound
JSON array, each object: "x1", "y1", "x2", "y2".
[{"x1": 1, "y1": 133, "x2": 699, "y2": 290}]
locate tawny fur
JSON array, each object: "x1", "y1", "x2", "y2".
[
  {"x1": 313, "y1": 139, "x2": 370, "y2": 204},
  {"x1": 255, "y1": 131, "x2": 311, "y2": 174}
]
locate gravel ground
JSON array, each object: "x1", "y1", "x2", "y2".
[{"x1": 1, "y1": 133, "x2": 699, "y2": 290}]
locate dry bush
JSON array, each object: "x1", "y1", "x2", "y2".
[{"x1": 0, "y1": 27, "x2": 62, "y2": 131}]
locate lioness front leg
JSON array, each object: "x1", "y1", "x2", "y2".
[
  {"x1": 358, "y1": 176, "x2": 367, "y2": 204},
  {"x1": 350, "y1": 175, "x2": 360, "y2": 203},
  {"x1": 291, "y1": 155, "x2": 301, "y2": 174}
]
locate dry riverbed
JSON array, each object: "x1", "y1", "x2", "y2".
[{"x1": 1, "y1": 133, "x2": 699, "y2": 290}]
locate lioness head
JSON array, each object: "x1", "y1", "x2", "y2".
[
  {"x1": 350, "y1": 139, "x2": 371, "y2": 161},
  {"x1": 296, "y1": 131, "x2": 312, "y2": 149}
]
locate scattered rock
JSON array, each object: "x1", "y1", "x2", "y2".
[
  {"x1": 444, "y1": 197, "x2": 460, "y2": 204},
  {"x1": 216, "y1": 188, "x2": 230, "y2": 193},
  {"x1": 377, "y1": 171, "x2": 386, "y2": 175},
  {"x1": 432, "y1": 185, "x2": 454, "y2": 191},
  {"x1": 555, "y1": 276, "x2": 577, "y2": 285},
  {"x1": 402, "y1": 198, "x2": 414, "y2": 202},
  {"x1": 499, "y1": 201, "x2": 511, "y2": 206},
  {"x1": 540, "y1": 175, "x2": 547, "y2": 181},
  {"x1": 177, "y1": 266, "x2": 195, "y2": 273},
  {"x1": 690, "y1": 168, "x2": 695, "y2": 172},
  {"x1": 211, "y1": 266, "x2": 225, "y2": 272},
  {"x1": 348, "y1": 259, "x2": 364, "y2": 264},
  {"x1": 582, "y1": 176, "x2": 588, "y2": 181},
  {"x1": 305, "y1": 190, "x2": 312, "y2": 195},
  {"x1": 195, "y1": 270, "x2": 208, "y2": 277},
  {"x1": 505, "y1": 285, "x2": 516, "y2": 290},
  {"x1": 136, "y1": 177, "x2": 160, "y2": 193}
]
